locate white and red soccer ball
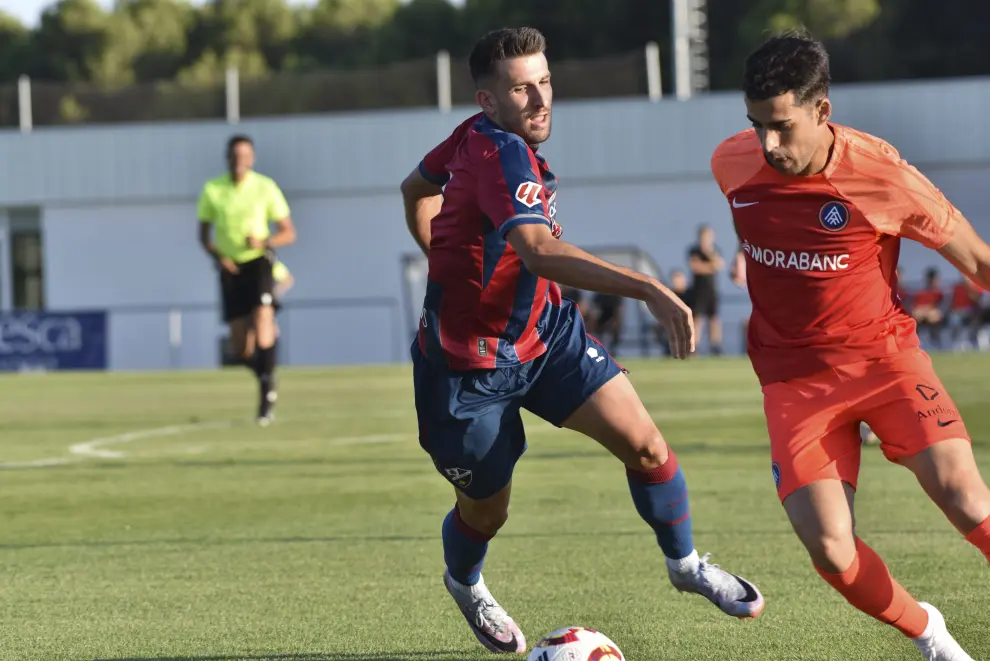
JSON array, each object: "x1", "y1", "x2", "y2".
[{"x1": 526, "y1": 627, "x2": 624, "y2": 661}]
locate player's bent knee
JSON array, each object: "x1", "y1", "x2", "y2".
[
  {"x1": 455, "y1": 484, "x2": 511, "y2": 537},
  {"x1": 791, "y1": 519, "x2": 856, "y2": 573},
  {"x1": 626, "y1": 428, "x2": 670, "y2": 472},
  {"x1": 458, "y1": 500, "x2": 509, "y2": 537}
]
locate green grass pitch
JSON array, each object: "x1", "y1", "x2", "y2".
[{"x1": 1, "y1": 353, "x2": 988, "y2": 661}]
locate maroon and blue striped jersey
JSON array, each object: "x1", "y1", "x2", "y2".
[{"x1": 415, "y1": 113, "x2": 563, "y2": 371}]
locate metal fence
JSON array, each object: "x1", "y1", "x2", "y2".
[{"x1": 3, "y1": 45, "x2": 665, "y2": 131}]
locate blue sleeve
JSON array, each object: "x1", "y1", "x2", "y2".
[
  {"x1": 478, "y1": 138, "x2": 551, "y2": 237},
  {"x1": 418, "y1": 160, "x2": 450, "y2": 186}
]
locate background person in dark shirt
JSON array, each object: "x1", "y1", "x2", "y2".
[{"x1": 687, "y1": 224, "x2": 726, "y2": 355}]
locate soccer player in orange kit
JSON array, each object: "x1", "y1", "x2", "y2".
[{"x1": 712, "y1": 31, "x2": 990, "y2": 661}]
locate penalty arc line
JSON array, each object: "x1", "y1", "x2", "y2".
[
  {"x1": 0, "y1": 404, "x2": 765, "y2": 470},
  {"x1": 68, "y1": 421, "x2": 234, "y2": 459},
  {"x1": 0, "y1": 420, "x2": 236, "y2": 470}
]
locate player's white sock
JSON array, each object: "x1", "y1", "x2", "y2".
[
  {"x1": 915, "y1": 606, "x2": 937, "y2": 641},
  {"x1": 448, "y1": 572, "x2": 488, "y2": 597},
  {"x1": 666, "y1": 549, "x2": 700, "y2": 574}
]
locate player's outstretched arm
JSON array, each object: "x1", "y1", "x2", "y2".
[
  {"x1": 936, "y1": 215, "x2": 990, "y2": 291},
  {"x1": 507, "y1": 224, "x2": 695, "y2": 358},
  {"x1": 400, "y1": 168, "x2": 444, "y2": 256}
]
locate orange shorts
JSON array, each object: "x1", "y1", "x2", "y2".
[{"x1": 763, "y1": 348, "x2": 971, "y2": 502}]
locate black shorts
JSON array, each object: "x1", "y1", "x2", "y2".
[
  {"x1": 691, "y1": 286, "x2": 719, "y2": 318},
  {"x1": 219, "y1": 255, "x2": 276, "y2": 322}
]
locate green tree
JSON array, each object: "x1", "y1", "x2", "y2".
[
  {"x1": 30, "y1": 0, "x2": 113, "y2": 82},
  {"x1": 378, "y1": 0, "x2": 464, "y2": 61},
  {"x1": 0, "y1": 10, "x2": 30, "y2": 81},
  {"x1": 293, "y1": 0, "x2": 399, "y2": 69},
  {"x1": 118, "y1": 0, "x2": 195, "y2": 81},
  {"x1": 176, "y1": 0, "x2": 296, "y2": 84},
  {"x1": 712, "y1": 0, "x2": 881, "y2": 90}
]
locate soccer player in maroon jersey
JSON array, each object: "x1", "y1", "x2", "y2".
[
  {"x1": 712, "y1": 31, "x2": 990, "y2": 661},
  {"x1": 399, "y1": 27, "x2": 764, "y2": 655}
]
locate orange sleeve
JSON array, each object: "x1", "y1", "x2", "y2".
[
  {"x1": 711, "y1": 130, "x2": 764, "y2": 197},
  {"x1": 830, "y1": 133, "x2": 961, "y2": 249}
]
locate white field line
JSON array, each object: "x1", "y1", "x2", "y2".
[
  {"x1": 68, "y1": 421, "x2": 233, "y2": 459},
  {"x1": 0, "y1": 457, "x2": 72, "y2": 470},
  {"x1": 0, "y1": 423, "x2": 410, "y2": 470},
  {"x1": 0, "y1": 401, "x2": 767, "y2": 471}
]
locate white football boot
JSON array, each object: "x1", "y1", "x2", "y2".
[
  {"x1": 912, "y1": 603, "x2": 975, "y2": 661},
  {"x1": 667, "y1": 551, "x2": 766, "y2": 619},
  {"x1": 444, "y1": 570, "x2": 526, "y2": 654}
]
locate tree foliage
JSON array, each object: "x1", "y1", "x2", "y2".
[{"x1": 0, "y1": 0, "x2": 984, "y2": 93}]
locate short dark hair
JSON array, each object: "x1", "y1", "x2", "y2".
[
  {"x1": 469, "y1": 27, "x2": 546, "y2": 85},
  {"x1": 743, "y1": 30, "x2": 830, "y2": 105},
  {"x1": 226, "y1": 134, "x2": 253, "y2": 155}
]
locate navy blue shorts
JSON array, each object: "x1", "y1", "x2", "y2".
[{"x1": 411, "y1": 299, "x2": 624, "y2": 500}]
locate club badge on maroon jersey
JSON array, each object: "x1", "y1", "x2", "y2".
[
  {"x1": 819, "y1": 200, "x2": 850, "y2": 232},
  {"x1": 514, "y1": 182, "x2": 543, "y2": 208}
]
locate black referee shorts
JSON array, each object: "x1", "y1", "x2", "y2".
[{"x1": 219, "y1": 254, "x2": 276, "y2": 322}]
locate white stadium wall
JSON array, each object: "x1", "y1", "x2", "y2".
[{"x1": 2, "y1": 77, "x2": 990, "y2": 369}]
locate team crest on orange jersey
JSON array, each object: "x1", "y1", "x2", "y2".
[{"x1": 819, "y1": 200, "x2": 850, "y2": 232}]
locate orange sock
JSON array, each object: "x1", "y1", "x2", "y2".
[
  {"x1": 964, "y1": 515, "x2": 990, "y2": 564},
  {"x1": 815, "y1": 538, "x2": 929, "y2": 639}
]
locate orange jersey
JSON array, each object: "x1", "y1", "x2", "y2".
[{"x1": 711, "y1": 124, "x2": 962, "y2": 385}]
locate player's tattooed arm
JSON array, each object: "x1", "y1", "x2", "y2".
[
  {"x1": 400, "y1": 167, "x2": 443, "y2": 256},
  {"x1": 507, "y1": 224, "x2": 695, "y2": 358},
  {"x1": 936, "y1": 215, "x2": 990, "y2": 292}
]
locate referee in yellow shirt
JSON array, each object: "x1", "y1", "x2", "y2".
[{"x1": 197, "y1": 135, "x2": 297, "y2": 425}]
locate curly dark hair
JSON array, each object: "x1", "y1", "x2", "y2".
[
  {"x1": 469, "y1": 27, "x2": 546, "y2": 85},
  {"x1": 743, "y1": 29, "x2": 830, "y2": 105}
]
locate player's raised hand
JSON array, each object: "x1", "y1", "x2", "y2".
[{"x1": 645, "y1": 285, "x2": 695, "y2": 359}]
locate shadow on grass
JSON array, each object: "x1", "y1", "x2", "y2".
[{"x1": 93, "y1": 653, "x2": 477, "y2": 661}]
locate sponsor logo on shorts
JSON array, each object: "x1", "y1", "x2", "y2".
[
  {"x1": 819, "y1": 200, "x2": 850, "y2": 232},
  {"x1": 914, "y1": 384, "x2": 960, "y2": 427},
  {"x1": 740, "y1": 240, "x2": 849, "y2": 272},
  {"x1": 916, "y1": 403, "x2": 959, "y2": 425},
  {"x1": 443, "y1": 467, "x2": 473, "y2": 488},
  {"x1": 771, "y1": 461, "x2": 781, "y2": 489},
  {"x1": 478, "y1": 338, "x2": 488, "y2": 357}
]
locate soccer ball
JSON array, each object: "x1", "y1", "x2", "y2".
[{"x1": 526, "y1": 627, "x2": 625, "y2": 661}]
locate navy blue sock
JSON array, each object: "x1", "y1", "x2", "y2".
[
  {"x1": 626, "y1": 447, "x2": 695, "y2": 560},
  {"x1": 442, "y1": 505, "x2": 492, "y2": 586}
]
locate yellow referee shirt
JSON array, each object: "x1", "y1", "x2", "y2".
[{"x1": 197, "y1": 171, "x2": 291, "y2": 264}]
